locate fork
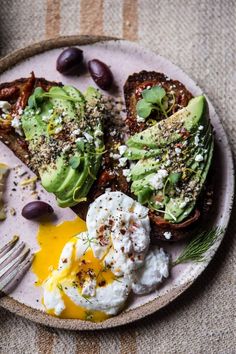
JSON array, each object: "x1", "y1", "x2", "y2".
[{"x1": 0, "y1": 236, "x2": 33, "y2": 296}]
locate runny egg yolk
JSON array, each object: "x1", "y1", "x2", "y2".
[
  {"x1": 32, "y1": 217, "x2": 113, "y2": 322},
  {"x1": 32, "y1": 217, "x2": 87, "y2": 286}
]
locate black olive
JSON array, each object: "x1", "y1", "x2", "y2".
[
  {"x1": 88, "y1": 59, "x2": 113, "y2": 90},
  {"x1": 56, "y1": 47, "x2": 84, "y2": 75},
  {"x1": 22, "y1": 201, "x2": 54, "y2": 220}
]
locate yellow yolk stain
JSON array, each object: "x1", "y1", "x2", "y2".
[
  {"x1": 44, "y1": 291, "x2": 109, "y2": 322},
  {"x1": 32, "y1": 218, "x2": 114, "y2": 322},
  {"x1": 32, "y1": 217, "x2": 86, "y2": 286}
]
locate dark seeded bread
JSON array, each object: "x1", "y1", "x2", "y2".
[{"x1": 124, "y1": 70, "x2": 193, "y2": 134}]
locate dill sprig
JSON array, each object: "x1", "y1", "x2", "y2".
[{"x1": 172, "y1": 227, "x2": 223, "y2": 266}]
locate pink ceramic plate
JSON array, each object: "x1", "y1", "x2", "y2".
[{"x1": 0, "y1": 36, "x2": 234, "y2": 330}]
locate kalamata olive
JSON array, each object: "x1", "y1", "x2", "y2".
[
  {"x1": 88, "y1": 59, "x2": 113, "y2": 90},
  {"x1": 56, "y1": 47, "x2": 84, "y2": 75},
  {"x1": 22, "y1": 201, "x2": 54, "y2": 220}
]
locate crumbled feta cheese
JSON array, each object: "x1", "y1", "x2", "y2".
[
  {"x1": 175, "y1": 147, "x2": 181, "y2": 155},
  {"x1": 94, "y1": 129, "x2": 103, "y2": 137},
  {"x1": 163, "y1": 231, "x2": 172, "y2": 240},
  {"x1": 94, "y1": 140, "x2": 100, "y2": 149},
  {"x1": 110, "y1": 130, "x2": 116, "y2": 136},
  {"x1": 41, "y1": 115, "x2": 50, "y2": 122},
  {"x1": 149, "y1": 169, "x2": 168, "y2": 190},
  {"x1": 55, "y1": 116, "x2": 62, "y2": 124},
  {"x1": 11, "y1": 117, "x2": 23, "y2": 136},
  {"x1": 118, "y1": 157, "x2": 128, "y2": 167},
  {"x1": 179, "y1": 197, "x2": 190, "y2": 209},
  {"x1": 198, "y1": 125, "x2": 204, "y2": 131},
  {"x1": 123, "y1": 169, "x2": 131, "y2": 181},
  {"x1": 83, "y1": 132, "x2": 93, "y2": 142},
  {"x1": 194, "y1": 135, "x2": 200, "y2": 146},
  {"x1": 118, "y1": 145, "x2": 127, "y2": 156},
  {"x1": 110, "y1": 153, "x2": 120, "y2": 160},
  {"x1": 0, "y1": 101, "x2": 11, "y2": 113},
  {"x1": 62, "y1": 145, "x2": 71, "y2": 153},
  {"x1": 71, "y1": 129, "x2": 81, "y2": 137},
  {"x1": 195, "y1": 154, "x2": 204, "y2": 162},
  {"x1": 165, "y1": 159, "x2": 171, "y2": 167},
  {"x1": 137, "y1": 115, "x2": 146, "y2": 123},
  {"x1": 54, "y1": 126, "x2": 62, "y2": 134}
]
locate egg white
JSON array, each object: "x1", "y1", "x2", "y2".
[{"x1": 43, "y1": 192, "x2": 169, "y2": 318}]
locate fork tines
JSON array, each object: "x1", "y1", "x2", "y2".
[{"x1": 0, "y1": 236, "x2": 33, "y2": 296}]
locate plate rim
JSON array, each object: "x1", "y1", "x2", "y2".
[{"x1": 0, "y1": 35, "x2": 234, "y2": 331}]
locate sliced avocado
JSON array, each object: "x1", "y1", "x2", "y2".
[
  {"x1": 21, "y1": 112, "x2": 47, "y2": 141},
  {"x1": 40, "y1": 155, "x2": 70, "y2": 193},
  {"x1": 126, "y1": 96, "x2": 206, "y2": 151},
  {"x1": 84, "y1": 86, "x2": 101, "y2": 103},
  {"x1": 126, "y1": 95, "x2": 213, "y2": 223},
  {"x1": 55, "y1": 154, "x2": 90, "y2": 201},
  {"x1": 54, "y1": 153, "x2": 82, "y2": 195},
  {"x1": 63, "y1": 86, "x2": 85, "y2": 117},
  {"x1": 131, "y1": 158, "x2": 161, "y2": 180},
  {"x1": 125, "y1": 147, "x2": 162, "y2": 160},
  {"x1": 22, "y1": 84, "x2": 105, "y2": 208},
  {"x1": 48, "y1": 86, "x2": 76, "y2": 121}
]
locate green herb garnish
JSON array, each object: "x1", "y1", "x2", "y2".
[
  {"x1": 172, "y1": 227, "x2": 223, "y2": 266},
  {"x1": 76, "y1": 140, "x2": 85, "y2": 152},
  {"x1": 136, "y1": 86, "x2": 167, "y2": 119},
  {"x1": 28, "y1": 87, "x2": 83, "y2": 109},
  {"x1": 136, "y1": 99, "x2": 153, "y2": 118},
  {"x1": 168, "y1": 172, "x2": 182, "y2": 185},
  {"x1": 142, "y1": 86, "x2": 166, "y2": 105}
]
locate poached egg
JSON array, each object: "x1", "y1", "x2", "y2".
[{"x1": 33, "y1": 192, "x2": 169, "y2": 322}]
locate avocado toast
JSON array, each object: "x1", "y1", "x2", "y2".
[
  {"x1": 0, "y1": 73, "x2": 107, "y2": 208},
  {"x1": 121, "y1": 71, "x2": 214, "y2": 241}
]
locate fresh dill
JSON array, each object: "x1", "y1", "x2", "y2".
[{"x1": 172, "y1": 227, "x2": 223, "y2": 266}]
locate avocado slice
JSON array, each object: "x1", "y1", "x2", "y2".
[
  {"x1": 126, "y1": 96, "x2": 206, "y2": 150},
  {"x1": 21, "y1": 111, "x2": 48, "y2": 141},
  {"x1": 125, "y1": 147, "x2": 162, "y2": 160},
  {"x1": 63, "y1": 86, "x2": 85, "y2": 117},
  {"x1": 55, "y1": 154, "x2": 90, "y2": 201},
  {"x1": 40, "y1": 155, "x2": 70, "y2": 193},
  {"x1": 48, "y1": 86, "x2": 76, "y2": 121},
  {"x1": 126, "y1": 95, "x2": 213, "y2": 223}
]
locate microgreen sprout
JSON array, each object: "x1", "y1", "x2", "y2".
[{"x1": 136, "y1": 85, "x2": 169, "y2": 119}]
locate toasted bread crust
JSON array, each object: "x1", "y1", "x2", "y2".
[
  {"x1": 124, "y1": 70, "x2": 193, "y2": 134},
  {"x1": 0, "y1": 75, "x2": 61, "y2": 169}
]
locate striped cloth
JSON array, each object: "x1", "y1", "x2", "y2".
[{"x1": 0, "y1": 1, "x2": 235, "y2": 353}]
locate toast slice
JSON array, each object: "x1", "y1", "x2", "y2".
[
  {"x1": 0, "y1": 73, "x2": 61, "y2": 168},
  {"x1": 123, "y1": 71, "x2": 213, "y2": 241},
  {"x1": 0, "y1": 74, "x2": 127, "y2": 217},
  {"x1": 124, "y1": 70, "x2": 193, "y2": 135}
]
